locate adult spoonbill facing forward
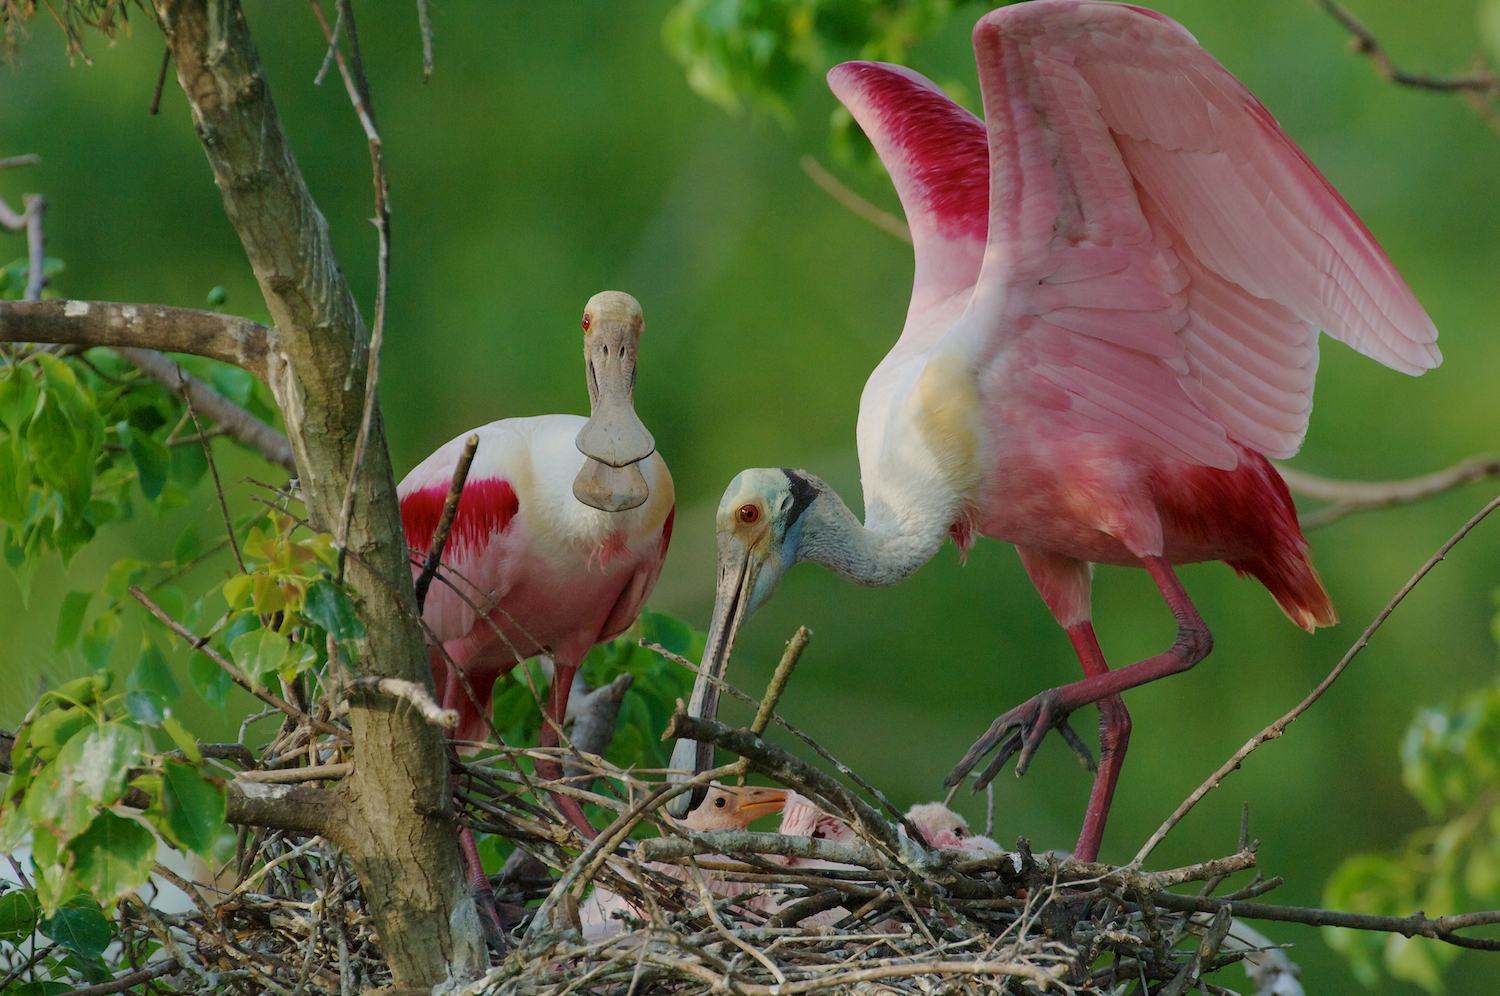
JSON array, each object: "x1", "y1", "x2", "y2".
[
  {"x1": 400, "y1": 290, "x2": 674, "y2": 840},
  {"x1": 668, "y1": 1, "x2": 1439, "y2": 862}
]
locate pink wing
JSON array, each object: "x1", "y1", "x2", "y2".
[
  {"x1": 398, "y1": 425, "x2": 525, "y2": 644},
  {"x1": 961, "y1": 0, "x2": 1438, "y2": 466},
  {"x1": 827, "y1": 62, "x2": 989, "y2": 346}
]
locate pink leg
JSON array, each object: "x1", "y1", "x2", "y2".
[
  {"x1": 459, "y1": 824, "x2": 511, "y2": 951},
  {"x1": 947, "y1": 556, "x2": 1210, "y2": 848},
  {"x1": 1066, "y1": 622, "x2": 1130, "y2": 863},
  {"x1": 534, "y1": 663, "x2": 598, "y2": 840}
]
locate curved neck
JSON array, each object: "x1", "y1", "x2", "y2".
[{"x1": 798, "y1": 487, "x2": 950, "y2": 587}]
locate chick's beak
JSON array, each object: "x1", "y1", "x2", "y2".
[
  {"x1": 664, "y1": 544, "x2": 759, "y2": 818},
  {"x1": 731, "y1": 787, "x2": 789, "y2": 824}
]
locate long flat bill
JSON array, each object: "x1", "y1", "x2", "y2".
[{"x1": 572, "y1": 458, "x2": 649, "y2": 512}]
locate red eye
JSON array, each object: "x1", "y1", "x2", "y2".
[
  {"x1": 737, "y1": 504, "x2": 759, "y2": 525},
  {"x1": 581, "y1": 313, "x2": 591, "y2": 331}
]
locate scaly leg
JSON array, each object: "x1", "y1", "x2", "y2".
[
  {"x1": 535, "y1": 662, "x2": 598, "y2": 840},
  {"x1": 1066, "y1": 622, "x2": 1130, "y2": 863},
  {"x1": 947, "y1": 556, "x2": 1210, "y2": 854}
]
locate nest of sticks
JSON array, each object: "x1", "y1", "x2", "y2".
[{"x1": 71, "y1": 632, "x2": 1318, "y2": 996}]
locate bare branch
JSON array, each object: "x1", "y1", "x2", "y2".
[
  {"x1": 800, "y1": 155, "x2": 911, "y2": 243},
  {"x1": 130, "y1": 585, "x2": 351, "y2": 743},
  {"x1": 0, "y1": 155, "x2": 41, "y2": 170},
  {"x1": 413, "y1": 432, "x2": 478, "y2": 613},
  {"x1": 1278, "y1": 455, "x2": 1500, "y2": 528},
  {"x1": 0, "y1": 299, "x2": 278, "y2": 379},
  {"x1": 1150, "y1": 892, "x2": 1500, "y2": 952},
  {"x1": 115, "y1": 345, "x2": 297, "y2": 474},
  {"x1": 0, "y1": 182, "x2": 46, "y2": 300},
  {"x1": 238, "y1": 762, "x2": 353, "y2": 783},
  {"x1": 1135, "y1": 489, "x2": 1500, "y2": 864},
  {"x1": 341, "y1": 676, "x2": 457, "y2": 729},
  {"x1": 417, "y1": 0, "x2": 434, "y2": 81},
  {"x1": 1314, "y1": 0, "x2": 1500, "y2": 134}
]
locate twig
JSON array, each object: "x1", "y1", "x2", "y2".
[
  {"x1": 341, "y1": 676, "x2": 457, "y2": 728},
  {"x1": 413, "y1": 432, "x2": 478, "y2": 613},
  {"x1": 0, "y1": 155, "x2": 40, "y2": 170},
  {"x1": 1278, "y1": 455, "x2": 1500, "y2": 528},
  {"x1": 238, "y1": 763, "x2": 353, "y2": 783},
  {"x1": 416, "y1": 0, "x2": 434, "y2": 81},
  {"x1": 749, "y1": 626, "x2": 810, "y2": 737},
  {"x1": 1135, "y1": 489, "x2": 1500, "y2": 864},
  {"x1": 33, "y1": 959, "x2": 178, "y2": 996},
  {"x1": 150, "y1": 46, "x2": 171, "y2": 115},
  {"x1": 1313, "y1": 0, "x2": 1500, "y2": 135},
  {"x1": 181, "y1": 375, "x2": 249, "y2": 574},
  {"x1": 1149, "y1": 893, "x2": 1500, "y2": 952},
  {"x1": 130, "y1": 585, "x2": 351, "y2": 743},
  {"x1": 312, "y1": 0, "x2": 344, "y2": 86},
  {"x1": 0, "y1": 182, "x2": 46, "y2": 301},
  {"x1": 800, "y1": 155, "x2": 911, "y2": 243},
  {"x1": 306, "y1": 0, "x2": 390, "y2": 585},
  {"x1": 115, "y1": 345, "x2": 297, "y2": 474}
]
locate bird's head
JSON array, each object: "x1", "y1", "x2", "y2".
[
  {"x1": 678, "y1": 784, "x2": 788, "y2": 832},
  {"x1": 665, "y1": 468, "x2": 828, "y2": 817},
  {"x1": 573, "y1": 290, "x2": 656, "y2": 511}
]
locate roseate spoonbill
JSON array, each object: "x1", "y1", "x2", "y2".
[
  {"x1": 669, "y1": 0, "x2": 1439, "y2": 863},
  {"x1": 578, "y1": 784, "x2": 787, "y2": 939},
  {"x1": 400, "y1": 290, "x2": 673, "y2": 843}
]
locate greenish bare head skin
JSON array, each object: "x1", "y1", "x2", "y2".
[
  {"x1": 666, "y1": 467, "x2": 826, "y2": 817},
  {"x1": 573, "y1": 290, "x2": 655, "y2": 511}
]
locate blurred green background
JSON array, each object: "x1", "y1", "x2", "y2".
[{"x1": 2, "y1": 1, "x2": 1497, "y2": 989}]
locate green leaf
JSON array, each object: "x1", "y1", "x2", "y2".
[
  {"x1": 0, "y1": 363, "x2": 38, "y2": 436},
  {"x1": 222, "y1": 573, "x2": 254, "y2": 609},
  {"x1": 80, "y1": 612, "x2": 121, "y2": 670},
  {"x1": 169, "y1": 440, "x2": 208, "y2": 489},
  {"x1": 206, "y1": 285, "x2": 228, "y2": 307},
  {"x1": 39, "y1": 893, "x2": 111, "y2": 959},
  {"x1": 211, "y1": 364, "x2": 253, "y2": 407},
  {"x1": 189, "y1": 652, "x2": 233, "y2": 713},
  {"x1": 0, "y1": 437, "x2": 27, "y2": 521},
  {"x1": 26, "y1": 708, "x2": 93, "y2": 764},
  {"x1": 102, "y1": 557, "x2": 149, "y2": 601},
  {"x1": 4, "y1": 525, "x2": 39, "y2": 604},
  {"x1": 0, "y1": 888, "x2": 40, "y2": 941},
  {"x1": 10, "y1": 981, "x2": 72, "y2": 996},
  {"x1": 159, "y1": 715, "x2": 201, "y2": 763},
  {"x1": 230, "y1": 627, "x2": 290, "y2": 687},
  {"x1": 68, "y1": 811, "x2": 155, "y2": 904},
  {"x1": 173, "y1": 524, "x2": 202, "y2": 565},
  {"x1": 53, "y1": 591, "x2": 93, "y2": 651},
  {"x1": 124, "y1": 691, "x2": 164, "y2": 727},
  {"x1": 27, "y1": 722, "x2": 142, "y2": 839},
  {"x1": 118, "y1": 421, "x2": 170, "y2": 502},
  {"x1": 128, "y1": 639, "x2": 180, "y2": 706},
  {"x1": 154, "y1": 761, "x2": 225, "y2": 858},
  {"x1": 302, "y1": 579, "x2": 366, "y2": 641}
]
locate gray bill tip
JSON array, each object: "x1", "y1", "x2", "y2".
[{"x1": 572, "y1": 458, "x2": 649, "y2": 512}]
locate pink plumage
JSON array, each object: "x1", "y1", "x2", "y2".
[{"x1": 671, "y1": 1, "x2": 1439, "y2": 865}]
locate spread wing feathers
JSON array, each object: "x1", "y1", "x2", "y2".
[
  {"x1": 826, "y1": 62, "x2": 989, "y2": 340},
  {"x1": 965, "y1": 0, "x2": 1437, "y2": 467}
]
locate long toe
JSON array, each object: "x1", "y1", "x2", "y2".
[{"x1": 1057, "y1": 719, "x2": 1097, "y2": 772}]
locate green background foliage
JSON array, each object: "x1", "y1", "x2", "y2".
[{"x1": 3, "y1": 1, "x2": 1499, "y2": 990}]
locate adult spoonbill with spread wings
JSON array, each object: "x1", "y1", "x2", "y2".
[
  {"x1": 400, "y1": 290, "x2": 674, "y2": 840},
  {"x1": 668, "y1": 1, "x2": 1438, "y2": 862}
]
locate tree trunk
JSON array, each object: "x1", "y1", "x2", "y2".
[{"x1": 150, "y1": 0, "x2": 480, "y2": 985}]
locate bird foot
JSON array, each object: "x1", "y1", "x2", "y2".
[{"x1": 945, "y1": 689, "x2": 1096, "y2": 792}]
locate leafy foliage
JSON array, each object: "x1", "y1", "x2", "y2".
[
  {"x1": 0, "y1": 346, "x2": 277, "y2": 603},
  {"x1": 1324, "y1": 598, "x2": 1500, "y2": 992},
  {"x1": 663, "y1": 0, "x2": 988, "y2": 122},
  {"x1": 1, "y1": 0, "x2": 142, "y2": 64}
]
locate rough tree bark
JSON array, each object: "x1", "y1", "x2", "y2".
[
  {"x1": 153, "y1": 0, "x2": 479, "y2": 985},
  {"x1": 0, "y1": 0, "x2": 481, "y2": 987}
]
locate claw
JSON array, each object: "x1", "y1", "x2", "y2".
[{"x1": 973, "y1": 729, "x2": 1023, "y2": 790}]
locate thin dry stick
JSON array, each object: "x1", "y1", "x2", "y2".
[
  {"x1": 131, "y1": 585, "x2": 351, "y2": 743},
  {"x1": 800, "y1": 154, "x2": 912, "y2": 243},
  {"x1": 1313, "y1": 0, "x2": 1500, "y2": 134},
  {"x1": 181, "y1": 377, "x2": 249, "y2": 574},
  {"x1": 0, "y1": 176, "x2": 46, "y2": 301},
  {"x1": 417, "y1": 0, "x2": 434, "y2": 81},
  {"x1": 1135, "y1": 489, "x2": 1500, "y2": 865},
  {"x1": 1279, "y1": 455, "x2": 1500, "y2": 528},
  {"x1": 413, "y1": 432, "x2": 478, "y2": 613},
  {"x1": 149, "y1": 46, "x2": 171, "y2": 115},
  {"x1": 306, "y1": 0, "x2": 391, "y2": 584}
]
